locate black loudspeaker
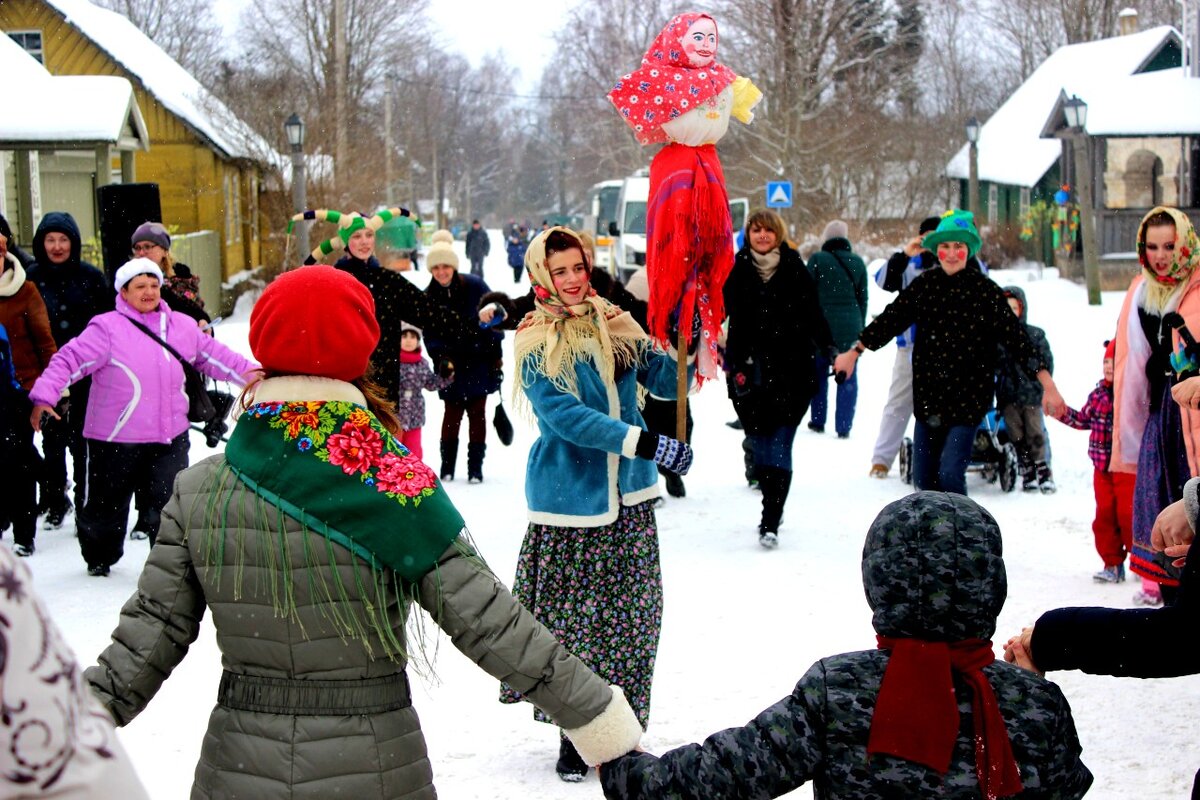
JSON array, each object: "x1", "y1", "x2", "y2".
[{"x1": 96, "y1": 183, "x2": 162, "y2": 280}]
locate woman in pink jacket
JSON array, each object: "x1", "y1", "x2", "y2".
[{"x1": 29, "y1": 258, "x2": 256, "y2": 576}]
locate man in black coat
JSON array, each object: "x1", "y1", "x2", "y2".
[
  {"x1": 26, "y1": 212, "x2": 112, "y2": 526},
  {"x1": 465, "y1": 220, "x2": 490, "y2": 278},
  {"x1": 835, "y1": 210, "x2": 1064, "y2": 496}
]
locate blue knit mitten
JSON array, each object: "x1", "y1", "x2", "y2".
[{"x1": 636, "y1": 431, "x2": 693, "y2": 475}]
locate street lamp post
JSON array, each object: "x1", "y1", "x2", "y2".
[
  {"x1": 1063, "y1": 96, "x2": 1101, "y2": 305},
  {"x1": 284, "y1": 112, "x2": 309, "y2": 262},
  {"x1": 965, "y1": 116, "x2": 980, "y2": 216}
]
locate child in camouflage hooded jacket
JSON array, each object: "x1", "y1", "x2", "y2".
[{"x1": 600, "y1": 492, "x2": 1093, "y2": 800}]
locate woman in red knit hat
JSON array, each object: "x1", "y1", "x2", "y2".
[{"x1": 84, "y1": 264, "x2": 642, "y2": 799}]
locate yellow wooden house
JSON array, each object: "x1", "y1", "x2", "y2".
[{"x1": 0, "y1": 0, "x2": 273, "y2": 279}]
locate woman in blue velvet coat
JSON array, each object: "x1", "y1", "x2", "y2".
[{"x1": 498, "y1": 227, "x2": 692, "y2": 782}]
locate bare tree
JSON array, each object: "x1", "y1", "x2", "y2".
[
  {"x1": 228, "y1": 0, "x2": 428, "y2": 203},
  {"x1": 94, "y1": 0, "x2": 224, "y2": 83},
  {"x1": 982, "y1": 0, "x2": 1184, "y2": 82}
]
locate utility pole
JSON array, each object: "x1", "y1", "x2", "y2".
[
  {"x1": 333, "y1": 0, "x2": 347, "y2": 198},
  {"x1": 384, "y1": 82, "x2": 395, "y2": 207}
]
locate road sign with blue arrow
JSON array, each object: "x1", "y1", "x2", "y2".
[{"x1": 766, "y1": 181, "x2": 792, "y2": 208}]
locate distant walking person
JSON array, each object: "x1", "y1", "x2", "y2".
[
  {"x1": 507, "y1": 225, "x2": 529, "y2": 283},
  {"x1": 466, "y1": 220, "x2": 490, "y2": 277},
  {"x1": 807, "y1": 219, "x2": 867, "y2": 438}
]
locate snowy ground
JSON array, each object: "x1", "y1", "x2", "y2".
[{"x1": 14, "y1": 233, "x2": 1199, "y2": 798}]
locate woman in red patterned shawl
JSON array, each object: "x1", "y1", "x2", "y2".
[{"x1": 608, "y1": 12, "x2": 761, "y2": 382}]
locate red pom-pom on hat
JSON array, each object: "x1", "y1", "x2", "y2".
[{"x1": 250, "y1": 265, "x2": 379, "y2": 382}]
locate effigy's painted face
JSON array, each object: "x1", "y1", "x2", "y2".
[{"x1": 681, "y1": 17, "x2": 717, "y2": 67}]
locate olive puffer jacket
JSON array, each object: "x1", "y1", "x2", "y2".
[{"x1": 85, "y1": 385, "x2": 640, "y2": 798}]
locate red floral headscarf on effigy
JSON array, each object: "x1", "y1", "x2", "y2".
[{"x1": 608, "y1": 13, "x2": 737, "y2": 146}]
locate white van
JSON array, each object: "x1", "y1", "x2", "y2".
[
  {"x1": 584, "y1": 179, "x2": 623, "y2": 275},
  {"x1": 609, "y1": 170, "x2": 650, "y2": 284},
  {"x1": 608, "y1": 174, "x2": 751, "y2": 283}
]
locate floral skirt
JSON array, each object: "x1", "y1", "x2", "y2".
[{"x1": 499, "y1": 501, "x2": 662, "y2": 728}]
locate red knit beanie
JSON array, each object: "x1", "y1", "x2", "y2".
[
  {"x1": 1104, "y1": 338, "x2": 1116, "y2": 360},
  {"x1": 250, "y1": 265, "x2": 379, "y2": 381}
]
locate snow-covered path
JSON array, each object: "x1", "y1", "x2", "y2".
[{"x1": 18, "y1": 236, "x2": 1198, "y2": 798}]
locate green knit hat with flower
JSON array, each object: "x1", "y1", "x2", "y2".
[{"x1": 922, "y1": 209, "x2": 982, "y2": 257}]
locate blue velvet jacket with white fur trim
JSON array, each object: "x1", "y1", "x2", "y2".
[{"x1": 522, "y1": 341, "x2": 685, "y2": 526}]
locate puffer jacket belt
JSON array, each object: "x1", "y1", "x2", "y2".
[{"x1": 217, "y1": 670, "x2": 411, "y2": 715}]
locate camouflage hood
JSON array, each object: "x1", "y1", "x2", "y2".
[{"x1": 861, "y1": 492, "x2": 1006, "y2": 641}]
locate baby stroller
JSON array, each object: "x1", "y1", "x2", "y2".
[{"x1": 899, "y1": 410, "x2": 1018, "y2": 492}]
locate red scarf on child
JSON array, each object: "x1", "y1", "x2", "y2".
[
  {"x1": 399, "y1": 347, "x2": 424, "y2": 365},
  {"x1": 867, "y1": 636, "x2": 1023, "y2": 799}
]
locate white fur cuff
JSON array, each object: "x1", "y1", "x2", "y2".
[
  {"x1": 621, "y1": 425, "x2": 642, "y2": 458},
  {"x1": 564, "y1": 686, "x2": 642, "y2": 766}
]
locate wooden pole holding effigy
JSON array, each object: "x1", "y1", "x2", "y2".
[{"x1": 676, "y1": 326, "x2": 688, "y2": 441}]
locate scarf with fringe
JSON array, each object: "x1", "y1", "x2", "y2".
[
  {"x1": 211, "y1": 398, "x2": 469, "y2": 661},
  {"x1": 513, "y1": 228, "x2": 650, "y2": 417}
]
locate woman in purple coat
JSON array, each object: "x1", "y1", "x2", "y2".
[{"x1": 29, "y1": 258, "x2": 256, "y2": 576}]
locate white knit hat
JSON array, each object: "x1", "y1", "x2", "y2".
[
  {"x1": 821, "y1": 219, "x2": 849, "y2": 241},
  {"x1": 430, "y1": 229, "x2": 454, "y2": 245},
  {"x1": 113, "y1": 257, "x2": 164, "y2": 291},
  {"x1": 426, "y1": 242, "x2": 458, "y2": 269}
]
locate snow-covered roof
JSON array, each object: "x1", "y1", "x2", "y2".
[
  {"x1": 0, "y1": 33, "x2": 148, "y2": 148},
  {"x1": 946, "y1": 26, "x2": 1181, "y2": 187},
  {"x1": 1041, "y1": 73, "x2": 1200, "y2": 137},
  {"x1": 41, "y1": 0, "x2": 272, "y2": 163}
]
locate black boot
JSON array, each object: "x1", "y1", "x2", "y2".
[
  {"x1": 1020, "y1": 455, "x2": 1037, "y2": 492},
  {"x1": 439, "y1": 439, "x2": 458, "y2": 481},
  {"x1": 556, "y1": 736, "x2": 588, "y2": 782},
  {"x1": 662, "y1": 469, "x2": 686, "y2": 498},
  {"x1": 742, "y1": 437, "x2": 757, "y2": 488},
  {"x1": 757, "y1": 466, "x2": 793, "y2": 549},
  {"x1": 467, "y1": 442, "x2": 486, "y2": 484}
]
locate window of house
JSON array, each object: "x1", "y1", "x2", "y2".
[
  {"x1": 230, "y1": 173, "x2": 242, "y2": 243},
  {"x1": 988, "y1": 184, "x2": 999, "y2": 224},
  {"x1": 1019, "y1": 187, "x2": 1030, "y2": 219},
  {"x1": 249, "y1": 174, "x2": 260, "y2": 244},
  {"x1": 8, "y1": 31, "x2": 44, "y2": 63},
  {"x1": 223, "y1": 174, "x2": 234, "y2": 245}
]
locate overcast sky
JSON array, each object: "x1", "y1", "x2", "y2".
[{"x1": 211, "y1": 0, "x2": 566, "y2": 93}]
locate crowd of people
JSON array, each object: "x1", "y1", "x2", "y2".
[{"x1": 5, "y1": 191, "x2": 1200, "y2": 797}]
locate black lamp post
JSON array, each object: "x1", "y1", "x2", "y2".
[
  {"x1": 966, "y1": 116, "x2": 980, "y2": 215},
  {"x1": 1063, "y1": 96, "x2": 1100, "y2": 305},
  {"x1": 284, "y1": 113, "x2": 309, "y2": 260}
]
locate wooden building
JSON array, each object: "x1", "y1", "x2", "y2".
[{"x1": 0, "y1": 0, "x2": 273, "y2": 278}]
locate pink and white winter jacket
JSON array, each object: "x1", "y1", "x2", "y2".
[{"x1": 29, "y1": 296, "x2": 256, "y2": 444}]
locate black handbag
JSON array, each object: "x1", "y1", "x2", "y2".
[
  {"x1": 493, "y1": 399, "x2": 514, "y2": 446},
  {"x1": 124, "y1": 317, "x2": 218, "y2": 423}
]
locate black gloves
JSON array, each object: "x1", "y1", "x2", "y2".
[
  {"x1": 437, "y1": 359, "x2": 455, "y2": 379},
  {"x1": 635, "y1": 430, "x2": 693, "y2": 475}
]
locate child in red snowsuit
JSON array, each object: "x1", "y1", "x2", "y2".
[{"x1": 1057, "y1": 340, "x2": 1135, "y2": 583}]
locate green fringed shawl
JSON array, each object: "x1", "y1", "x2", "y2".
[{"x1": 207, "y1": 399, "x2": 470, "y2": 661}]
